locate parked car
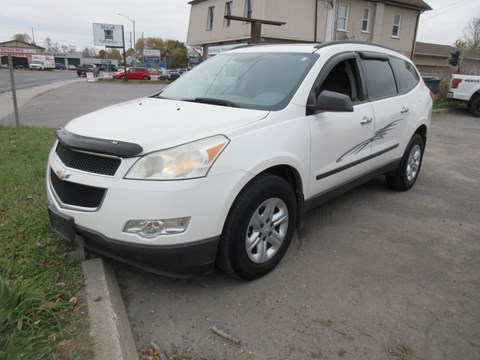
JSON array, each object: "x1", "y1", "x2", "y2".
[
  {"x1": 46, "y1": 42, "x2": 432, "y2": 280},
  {"x1": 447, "y1": 73, "x2": 480, "y2": 117},
  {"x1": 55, "y1": 63, "x2": 66, "y2": 70},
  {"x1": 68, "y1": 65, "x2": 77, "y2": 70},
  {"x1": 113, "y1": 67, "x2": 151, "y2": 80},
  {"x1": 76, "y1": 64, "x2": 99, "y2": 77},
  {"x1": 158, "y1": 71, "x2": 180, "y2": 81}
]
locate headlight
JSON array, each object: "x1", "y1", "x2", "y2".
[{"x1": 125, "y1": 135, "x2": 229, "y2": 180}]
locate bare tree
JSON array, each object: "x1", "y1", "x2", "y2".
[
  {"x1": 455, "y1": 18, "x2": 480, "y2": 54},
  {"x1": 43, "y1": 37, "x2": 60, "y2": 52},
  {"x1": 81, "y1": 47, "x2": 97, "y2": 58},
  {"x1": 12, "y1": 33, "x2": 32, "y2": 43}
]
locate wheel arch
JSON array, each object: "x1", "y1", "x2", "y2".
[
  {"x1": 415, "y1": 124, "x2": 428, "y2": 148},
  {"x1": 257, "y1": 165, "x2": 306, "y2": 228}
]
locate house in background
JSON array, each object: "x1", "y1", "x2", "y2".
[
  {"x1": 413, "y1": 41, "x2": 480, "y2": 75},
  {"x1": 187, "y1": 0, "x2": 431, "y2": 58}
]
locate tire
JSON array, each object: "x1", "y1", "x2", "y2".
[
  {"x1": 217, "y1": 174, "x2": 297, "y2": 280},
  {"x1": 143, "y1": 76, "x2": 150, "y2": 80},
  {"x1": 120, "y1": 75, "x2": 125, "y2": 80},
  {"x1": 469, "y1": 96, "x2": 480, "y2": 117},
  {"x1": 386, "y1": 133, "x2": 424, "y2": 191}
]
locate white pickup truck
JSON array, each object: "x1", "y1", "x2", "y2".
[{"x1": 447, "y1": 74, "x2": 480, "y2": 117}]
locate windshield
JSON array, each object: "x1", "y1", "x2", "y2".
[{"x1": 156, "y1": 52, "x2": 318, "y2": 110}]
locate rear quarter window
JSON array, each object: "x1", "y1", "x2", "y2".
[{"x1": 389, "y1": 56, "x2": 420, "y2": 94}]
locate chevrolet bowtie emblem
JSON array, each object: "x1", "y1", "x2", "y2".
[{"x1": 56, "y1": 169, "x2": 71, "y2": 181}]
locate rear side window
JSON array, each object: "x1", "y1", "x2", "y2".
[
  {"x1": 361, "y1": 58, "x2": 397, "y2": 101},
  {"x1": 389, "y1": 56, "x2": 420, "y2": 93}
]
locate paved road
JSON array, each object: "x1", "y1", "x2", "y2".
[
  {"x1": 114, "y1": 110, "x2": 480, "y2": 360},
  {"x1": 0, "y1": 80, "x2": 164, "y2": 127},
  {"x1": 0, "y1": 69, "x2": 78, "y2": 93}
]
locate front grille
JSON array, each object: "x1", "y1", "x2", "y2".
[
  {"x1": 56, "y1": 142, "x2": 121, "y2": 176},
  {"x1": 50, "y1": 169, "x2": 106, "y2": 208}
]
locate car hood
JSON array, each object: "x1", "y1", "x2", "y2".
[{"x1": 64, "y1": 97, "x2": 269, "y2": 153}]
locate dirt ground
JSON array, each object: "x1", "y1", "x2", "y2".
[{"x1": 114, "y1": 109, "x2": 480, "y2": 360}]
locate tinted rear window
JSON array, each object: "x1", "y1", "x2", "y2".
[
  {"x1": 361, "y1": 59, "x2": 398, "y2": 100},
  {"x1": 389, "y1": 56, "x2": 420, "y2": 93}
]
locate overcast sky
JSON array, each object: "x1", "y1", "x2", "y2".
[{"x1": 0, "y1": 0, "x2": 479, "y2": 51}]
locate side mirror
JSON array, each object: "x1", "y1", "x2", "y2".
[{"x1": 307, "y1": 90, "x2": 354, "y2": 113}]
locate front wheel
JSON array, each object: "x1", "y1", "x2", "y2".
[
  {"x1": 217, "y1": 174, "x2": 297, "y2": 280},
  {"x1": 386, "y1": 134, "x2": 424, "y2": 191}
]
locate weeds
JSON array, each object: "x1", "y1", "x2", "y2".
[{"x1": 0, "y1": 126, "x2": 84, "y2": 359}]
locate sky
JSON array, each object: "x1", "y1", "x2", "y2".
[{"x1": 0, "y1": 0, "x2": 479, "y2": 51}]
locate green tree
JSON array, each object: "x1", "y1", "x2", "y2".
[
  {"x1": 107, "y1": 48, "x2": 123, "y2": 61},
  {"x1": 164, "y1": 40, "x2": 188, "y2": 68}
]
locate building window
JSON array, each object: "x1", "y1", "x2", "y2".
[
  {"x1": 392, "y1": 13, "x2": 402, "y2": 38},
  {"x1": 362, "y1": 8, "x2": 371, "y2": 33},
  {"x1": 224, "y1": 1, "x2": 232, "y2": 27},
  {"x1": 207, "y1": 6, "x2": 214, "y2": 31},
  {"x1": 337, "y1": 3, "x2": 349, "y2": 32},
  {"x1": 244, "y1": 0, "x2": 253, "y2": 18}
]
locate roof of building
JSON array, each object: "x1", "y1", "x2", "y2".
[
  {"x1": 415, "y1": 42, "x2": 457, "y2": 57},
  {"x1": 0, "y1": 40, "x2": 45, "y2": 49},
  {"x1": 415, "y1": 42, "x2": 480, "y2": 60},
  {"x1": 374, "y1": 0, "x2": 432, "y2": 11}
]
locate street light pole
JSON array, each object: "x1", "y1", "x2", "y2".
[{"x1": 118, "y1": 13, "x2": 136, "y2": 67}]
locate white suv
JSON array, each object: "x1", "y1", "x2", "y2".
[{"x1": 47, "y1": 42, "x2": 433, "y2": 280}]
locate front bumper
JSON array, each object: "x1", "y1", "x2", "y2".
[{"x1": 48, "y1": 204, "x2": 219, "y2": 277}]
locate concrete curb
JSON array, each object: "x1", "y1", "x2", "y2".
[{"x1": 82, "y1": 258, "x2": 139, "y2": 360}]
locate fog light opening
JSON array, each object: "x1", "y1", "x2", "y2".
[{"x1": 123, "y1": 217, "x2": 190, "y2": 238}]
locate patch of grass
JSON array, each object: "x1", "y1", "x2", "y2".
[
  {"x1": 0, "y1": 126, "x2": 85, "y2": 359},
  {"x1": 433, "y1": 99, "x2": 467, "y2": 110}
]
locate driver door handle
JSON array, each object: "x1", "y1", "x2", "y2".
[{"x1": 401, "y1": 106, "x2": 409, "y2": 114}]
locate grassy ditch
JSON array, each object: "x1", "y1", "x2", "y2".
[{"x1": 0, "y1": 126, "x2": 87, "y2": 359}]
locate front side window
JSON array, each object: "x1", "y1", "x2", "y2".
[
  {"x1": 361, "y1": 58, "x2": 398, "y2": 100},
  {"x1": 337, "y1": 3, "x2": 349, "y2": 32},
  {"x1": 317, "y1": 59, "x2": 363, "y2": 103},
  {"x1": 224, "y1": 1, "x2": 232, "y2": 27},
  {"x1": 392, "y1": 13, "x2": 402, "y2": 38},
  {"x1": 362, "y1": 8, "x2": 371, "y2": 33},
  {"x1": 207, "y1": 6, "x2": 214, "y2": 31},
  {"x1": 158, "y1": 52, "x2": 318, "y2": 111}
]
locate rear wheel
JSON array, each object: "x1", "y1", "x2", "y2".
[
  {"x1": 143, "y1": 76, "x2": 150, "y2": 80},
  {"x1": 120, "y1": 75, "x2": 125, "y2": 80},
  {"x1": 217, "y1": 174, "x2": 297, "y2": 280},
  {"x1": 469, "y1": 96, "x2": 480, "y2": 117},
  {"x1": 386, "y1": 134, "x2": 424, "y2": 191}
]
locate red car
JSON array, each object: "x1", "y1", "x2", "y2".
[{"x1": 114, "y1": 67, "x2": 151, "y2": 80}]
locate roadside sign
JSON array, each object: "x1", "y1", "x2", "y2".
[
  {"x1": 93, "y1": 23, "x2": 124, "y2": 48},
  {"x1": 86, "y1": 72, "x2": 95, "y2": 82}
]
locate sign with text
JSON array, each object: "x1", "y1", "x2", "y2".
[{"x1": 93, "y1": 23, "x2": 124, "y2": 48}]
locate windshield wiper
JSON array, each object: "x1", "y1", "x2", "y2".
[{"x1": 193, "y1": 97, "x2": 240, "y2": 108}]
